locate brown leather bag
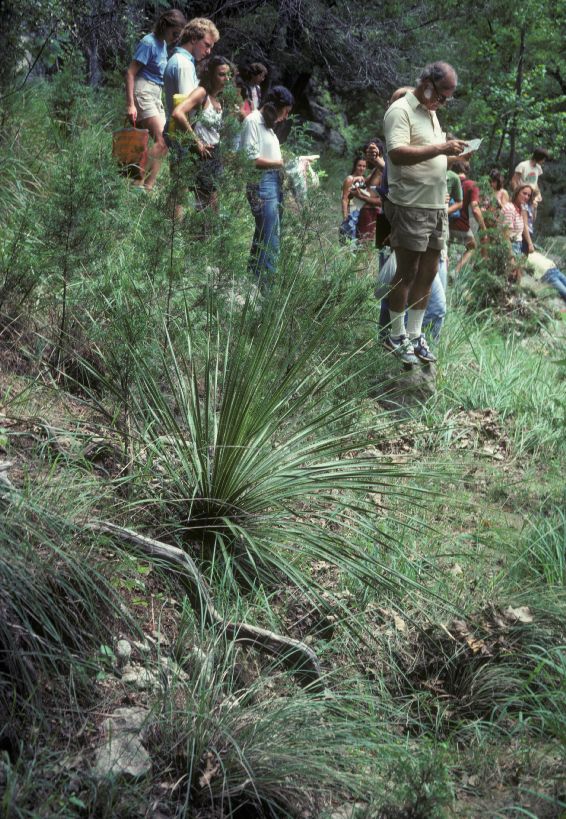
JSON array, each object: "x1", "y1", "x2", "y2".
[{"x1": 112, "y1": 125, "x2": 149, "y2": 179}]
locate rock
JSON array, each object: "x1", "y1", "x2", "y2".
[
  {"x1": 327, "y1": 128, "x2": 347, "y2": 155},
  {"x1": 131, "y1": 639, "x2": 152, "y2": 655},
  {"x1": 372, "y1": 358, "x2": 436, "y2": 414},
  {"x1": 94, "y1": 707, "x2": 151, "y2": 780},
  {"x1": 304, "y1": 121, "x2": 326, "y2": 141},
  {"x1": 150, "y1": 629, "x2": 170, "y2": 646},
  {"x1": 187, "y1": 646, "x2": 215, "y2": 686},
  {"x1": 121, "y1": 667, "x2": 160, "y2": 690},
  {"x1": 115, "y1": 639, "x2": 132, "y2": 668},
  {"x1": 0, "y1": 461, "x2": 14, "y2": 488},
  {"x1": 309, "y1": 100, "x2": 332, "y2": 125},
  {"x1": 159, "y1": 656, "x2": 190, "y2": 683}
]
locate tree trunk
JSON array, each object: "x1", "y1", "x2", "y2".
[
  {"x1": 507, "y1": 26, "x2": 526, "y2": 179},
  {"x1": 85, "y1": 27, "x2": 102, "y2": 87}
]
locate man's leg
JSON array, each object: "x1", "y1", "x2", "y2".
[
  {"x1": 406, "y1": 246, "x2": 440, "y2": 363},
  {"x1": 387, "y1": 246, "x2": 420, "y2": 336},
  {"x1": 541, "y1": 268, "x2": 566, "y2": 302},
  {"x1": 454, "y1": 237, "x2": 476, "y2": 274},
  {"x1": 378, "y1": 297, "x2": 391, "y2": 340},
  {"x1": 383, "y1": 247, "x2": 420, "y2": 365}
]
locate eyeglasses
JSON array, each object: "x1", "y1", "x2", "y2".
[{"x1": 430, "y1": 79, "x2": 454, "y2": 105}]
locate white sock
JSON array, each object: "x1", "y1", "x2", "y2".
[
  {"x1": 389, "y1": 310, "x2": 406, "y2": 338},
  {"x1": 407, "y1": 309, "x2": 425, "y2": 339}
]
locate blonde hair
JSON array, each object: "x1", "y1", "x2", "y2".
[{"x1": 180, "y1": 17, "x2": 219, "y2": 45}]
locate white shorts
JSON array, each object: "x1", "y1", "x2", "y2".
[{"x1": 134, "y1": 77, "x2": 165, "y2": 122}]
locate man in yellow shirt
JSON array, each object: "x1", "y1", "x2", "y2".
[{"x1": 383, "y1": 61, "x2": 466, "y2": 365}]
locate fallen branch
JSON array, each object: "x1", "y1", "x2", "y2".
[{"x1": 86, "y1": 521, "x2": 324, "y2": 691}]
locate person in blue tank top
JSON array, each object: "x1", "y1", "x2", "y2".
[{"x1": 125, "y1": 8, "x2": 186, "y2": 190}]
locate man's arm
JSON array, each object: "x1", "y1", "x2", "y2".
[
  {"x1": 365, "y1": 163, "x2": 384, "y2": 186},
  {"x1": 388, "y1": 139, "x2": 467, "y2": 166},
  {"x1": 470, "y1": 201, "x2": 486, "y2": 231},
  {"x1": 522, "y1": 210, "x2": 534, "y2": 253}
]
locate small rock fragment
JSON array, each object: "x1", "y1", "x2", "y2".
[
  {"x1": 94, "y1": 707, "x2": 151, "y2": 780},
  {"x1": 115, "y1": 639, "x2": 132, "y2": 668}
]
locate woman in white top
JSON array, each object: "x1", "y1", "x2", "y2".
[
  {"x1": 239, "y1": 86, "x2": 294, "y2": 283},
  {"x1": 172, "y1": 56, "x2": 233, "y2": 212}
]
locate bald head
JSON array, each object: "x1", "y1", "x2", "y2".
[
  {"x1": 418, "y1": 61, "x2": 457, "y2": 86},
  {"x1": 415, "y1": 61, "x2": 457, "y2": 109}
]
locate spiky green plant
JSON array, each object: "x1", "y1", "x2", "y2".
[{"x1": 90, "y1": 270, "x2": 454, "y2": 633}]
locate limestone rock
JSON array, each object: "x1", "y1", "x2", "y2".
[
  {"x1": 121, "y1": 667, "x2": 160, "y2": 690},
  {"x1": 94, "y1": 707, "x2": 151, "y2": 780},
  {"x1": 115, "y1": 639, "x2": 132, "y2": 668},
  {"x1": 305, "y1": 121, "x2": 325, "y2": 141},
  {"x1": 327, "y1": 128, "x2": 346, "y2": 155}
]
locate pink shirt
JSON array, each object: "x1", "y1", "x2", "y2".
[{"x1": 501, "y1": 202, "x2": 525, "y2": 242}]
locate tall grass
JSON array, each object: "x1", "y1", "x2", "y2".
[
  {"x1": 426, "y1": 313, "x2": 566, "y2": 456},
  {"x1": 0, "y1": 490, "x2": 137, "y2": 749}
]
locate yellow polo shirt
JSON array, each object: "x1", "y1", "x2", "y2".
[{"x1": 384, "y1": 92, "x2": 447, "y2": 209}]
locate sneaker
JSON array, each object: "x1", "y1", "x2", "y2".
[
  {"x1": 411, "y1": 334, "x2": 437, "y2": 364},
  {"x1": 383, "y1": 334, "x2": 419, "y2": 366}
]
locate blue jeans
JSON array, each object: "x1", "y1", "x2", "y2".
[
  {"x1": 246, "y1": 170, "x2": 283, "y2": 285},
  {"x1": 378, "y1": 260, "x2": 447, "y2": 342},
  {"x1": 542, "y1": 267, "x2": 566, "y2": 302}
]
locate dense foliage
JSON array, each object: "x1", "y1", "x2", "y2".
[{"x1": 2, "y1": 0, "x2": 564, "y2": 169}]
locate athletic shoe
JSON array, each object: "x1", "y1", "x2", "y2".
[
  {"x1": 383, "y1": 334, "x2": 419, "y2": 366},
  {"x1": 411, "y1": 334, "x2": 437, "y2": 364}
]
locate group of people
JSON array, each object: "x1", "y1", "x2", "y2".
[
  {"x1": 125, "y1": 18, "x2": 563, "y2": 363},
  {"x1": 340, "y1": 66, "x2": 563, "y2": 366},
  {"x1": 125, "y1": 9, "x2": 295, "y2": 281}
]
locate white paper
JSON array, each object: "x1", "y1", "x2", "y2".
[{"x1": 461, "y1": 138, "x2": 482, "y2": 153}]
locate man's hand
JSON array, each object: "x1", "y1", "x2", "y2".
[
  {"x1": 366, "y1": 143, "x2": 380, "y2": 162},
  {"x1": 441, "y1": 139, "x2": 468, "y2": 156}
]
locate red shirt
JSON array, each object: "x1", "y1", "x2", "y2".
[{"x1": 451, "y1": 178, "x2": 479, "y2": 232}]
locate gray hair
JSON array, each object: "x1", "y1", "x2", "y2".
[{"x1": 418, "y1": 61, "x2": 457, "y2": 86}]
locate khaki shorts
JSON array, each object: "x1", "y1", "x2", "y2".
[
  {"x1": 134, "y1": 77, "x2": 165, "y2": 122},
  {"x1": 384, "y1": 200, "x2": 446, "y2": 253},
  {"x1": 449, "y1": 227, "x2": 475, "y2": 247}
]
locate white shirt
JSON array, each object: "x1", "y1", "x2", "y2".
[
  {"x1": 239, "y1": 110, "x2": 281, "y2": 163},
  {"x1": 514, "y1": 160, "x2": 543, "y2": 188}
]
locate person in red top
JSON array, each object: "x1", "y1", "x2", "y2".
[{"x1": 449, "y1": 160, "x2": 486, "y2": 274}]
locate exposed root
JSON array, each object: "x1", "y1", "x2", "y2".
[{"x1": 86, "y1": 520, "x2": 324, "y2": 692}]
